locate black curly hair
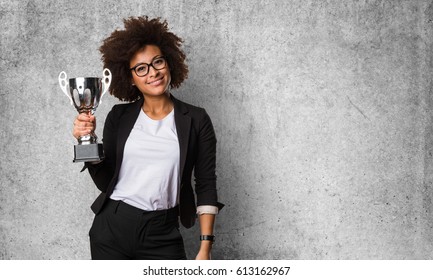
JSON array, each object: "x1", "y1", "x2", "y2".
[{"x1": 99, "y1": 16, "x2": 188, "y2": 102}]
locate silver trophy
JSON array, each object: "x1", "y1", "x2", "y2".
[{"x1": 58, "y1": 68, "x2": 112, "y2": 162}]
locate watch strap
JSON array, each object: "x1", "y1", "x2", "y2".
[{"x1": 200, "y1": 235, "x2": 215, "y2": 243}]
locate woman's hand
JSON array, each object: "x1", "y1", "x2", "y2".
[
  {"x1": 195, "y1": 248, "x2": 211, "y2": 260},
  {"x1": 72, "y1": 112, "x2": 96, "y2": 140}
]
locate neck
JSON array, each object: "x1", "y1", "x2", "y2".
[{"x1": 142, "y1": 92, "x2": 173, "y2": 115}]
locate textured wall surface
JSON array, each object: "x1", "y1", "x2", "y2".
[{"x1": 1, "y1": 0, "x2": 433, "y2": 259}]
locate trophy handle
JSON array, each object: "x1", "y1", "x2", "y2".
[
  {"x1": 100, "y1": 68, "x2": 112, "y2": 104},
  {"x1": 58, "y1": 71, "x2": 73, "y2": 105}
]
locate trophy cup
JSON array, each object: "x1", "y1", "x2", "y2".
[{"x1": 58, "y1": 69, "x2": 112, "y2": 162}]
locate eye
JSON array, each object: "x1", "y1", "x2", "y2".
[
  {"x1": 136, "y1": 65, "x2": 148, "y2": 73},
  {"x1": 153, "y1": 58, "x2": 165, "y2": 66}
]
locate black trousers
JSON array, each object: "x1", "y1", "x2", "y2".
[{"x1": 89, "y1": 199, "x2": 186, "y2": 260}]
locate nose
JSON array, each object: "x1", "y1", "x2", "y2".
[{"x1": 148, "y1": 65, "x2": 159, "y2": 77}]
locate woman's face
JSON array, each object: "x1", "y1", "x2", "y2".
[{"x1": 129, "y1": 45, "x2": 171, "y2": 97}]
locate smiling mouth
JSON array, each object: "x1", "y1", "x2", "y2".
[{"x1": 147, "y1": 77, "x2": 164, "y2": 85}]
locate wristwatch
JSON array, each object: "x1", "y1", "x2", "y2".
[{"x1": 200, "y1": 235, "x2": 215, "y2": 243}]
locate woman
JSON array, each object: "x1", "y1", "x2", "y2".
[{"x1": 73, "y1": 16, "x2": 223, "y2": 260}]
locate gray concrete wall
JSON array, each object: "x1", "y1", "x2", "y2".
[{"x1": 1, "y1": 0, "x2": 432, "y2": 259}]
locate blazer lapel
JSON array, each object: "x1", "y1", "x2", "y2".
[
  {"x1": 114, "y1": 98, "x2": 143, "y2": 174},
  {"x1": 172, "y1": 95, "x2": 191, "y2": 183}
]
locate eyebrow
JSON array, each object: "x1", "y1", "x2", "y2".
[{"x1": 130, "y1": 55, "x2": 163, "y2": 68}]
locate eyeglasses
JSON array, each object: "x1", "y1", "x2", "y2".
[{"x1": 130, "y1": 56, "x2": 167, "y2": 77}]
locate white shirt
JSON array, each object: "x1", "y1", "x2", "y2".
[{"x1": 110, "y1": 109, "x2": 180, "y2": 210}]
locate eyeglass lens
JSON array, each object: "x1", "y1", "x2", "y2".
[{"x1": 135, "y1": 57, "x2": 166, "y2": 76}]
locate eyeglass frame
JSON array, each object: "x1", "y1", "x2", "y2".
[{"x1": 129, "y1": 56, "x2": 167, "y2": 77}]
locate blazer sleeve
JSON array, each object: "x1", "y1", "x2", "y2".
[
  {"x1": 194, "y1": 110, "x2": 224, "y2": 210},
  {"x1": 82, "y1": 107, "x2": 117, "y2": 193}
]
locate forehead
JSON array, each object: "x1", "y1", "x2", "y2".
[{"x1": 130, "y1": 45, "x2": 162, "y2": 65}]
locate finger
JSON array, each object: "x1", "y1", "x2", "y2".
[
  {"x1": 73, "y1": 123, "x2": 94, "y2": 136},
  {"x1": 75, "y1": 124, "x2": 94, "y2": 131},
  {"x1": 88, "y1": 115, "x2": 96, "y2": 123},
  {"x1": 73, "y1": 127, "x2": 94, "y2": 139},
  {"x1": 75, "y1": 120, "x2": 95, "y2": 127},
  {"x1": 74, "y1": 117, "x2": 95, "y2": 127},
  {"x1": 77, "y1": 113, "x2": 92, "y2": 122},
  {"x1": 75, "y1": 125, "x2": 95, "y2": 133},
  {"x1": 78, "y1": 130, "x2": 93, "y2": 136},
  {"x1": 84, "y1": 112, "x2": 96, "y2": 121},
  {"x1": 73, "y1": 122, "x2": 94, "y2": 130}
]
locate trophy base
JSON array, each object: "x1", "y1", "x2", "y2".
[{"x1": 73, "y1": 143, "x2": 104, "y2": 163}]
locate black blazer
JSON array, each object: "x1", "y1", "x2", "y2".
[{"x1": 84, "y1": 94, "x2": 223, "y2": 228}]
